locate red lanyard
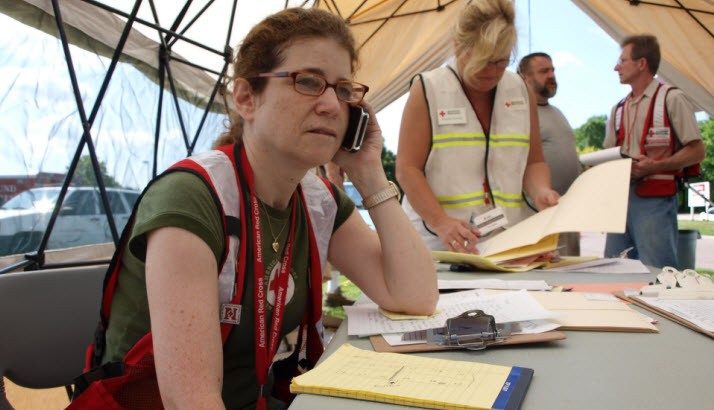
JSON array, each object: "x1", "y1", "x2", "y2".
[
  {"x1": 235, "y1": 146, "x2": 299, "y2": 410},
  {"x1": 217, "y1": 145, "x2": 325, "y2": 409}
]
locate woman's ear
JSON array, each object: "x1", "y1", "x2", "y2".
[{"x1": 232, "y1": 78, "x2": 256, "y2": 120}]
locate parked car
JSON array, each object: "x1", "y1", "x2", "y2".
[
  {"x1": 0, "y1": 187, "x2": 139, "y2": 256},
  {"x1": 343, "y1": 181, "x2": 374, "y2": 229},
  {"x1": 699, "y1": 207, "x2": 714, "y2": 222}
]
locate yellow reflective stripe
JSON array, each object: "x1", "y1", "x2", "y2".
[
  {"x1": 494, "y1": 200, "x2": 524, "y2": 208},
  {"x1": 433, "y1": 140, "x2": 486, "y2": 149},
  {"x1": 442, "y1": 199, "x2": 486, "y2": 209},
  {"x1": 490, "y1": 133, "x2": 529, "y2": 147},
  {"x1": 492, "y1": 190, "x2": 525, "y2": 208},
  {"x1": 432, "y1": 132, "x2": 486, "y2": 150},
  {"x1": 433, "y1": 132, "x2": 486, "y2": 141},
  {"x1": 436, "y1": 191, "x2": 486, "y2": 208},
  {"x1": 492, "y1": 190, "x2": 522, "y2": 199},
  {"x1": 491, "y1": 133, "x2": 529, "y2": 141}
]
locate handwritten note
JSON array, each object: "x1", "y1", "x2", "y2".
[{"x1": 291, "y1": 344, "x2": 518, "y2": 409}]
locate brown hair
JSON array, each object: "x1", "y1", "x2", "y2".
[
  {"x1": 621, "y1": 34, "x2": 660, "y2": 75},
  {"x1": 453, "y1": 0, "x2": 516, "y2": 88},
  {"x1": 517, "y1": 52, "x2": 551, "y2": 75},
  {"x1": 214, "y1": 7, "x2": 358, "y2": 147}
]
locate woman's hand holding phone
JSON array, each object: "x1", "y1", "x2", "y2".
[{"x1": 333, "y1": 102, "x2": 384, "y2": 181}]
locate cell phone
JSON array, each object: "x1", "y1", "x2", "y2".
[{"x1": 342, "y1": 105, "x2": 369, "y2": 152}]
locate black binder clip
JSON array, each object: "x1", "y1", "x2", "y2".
[{"x1": 402, "y1": 309, "x2": 513, "y2": 350}]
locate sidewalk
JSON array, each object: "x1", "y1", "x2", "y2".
[{"x1": 580, "y1": 231, "x2": 714, "y2": 270}]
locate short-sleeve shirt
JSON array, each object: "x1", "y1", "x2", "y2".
[
  {"x1": 537, "y1": 104, "x2": 581, "y2": 195},
  {"x1": 103, "y1": 170, "x2": 354, "y2": 409},
  {"x1": 604, "y1": 79, "x2": 702, "y2": 155}
]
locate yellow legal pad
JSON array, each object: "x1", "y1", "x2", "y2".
[{"x1": 290, "y1": 344, "x2": 533, "y2": 409}]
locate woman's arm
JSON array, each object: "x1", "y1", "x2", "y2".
[
  {"x1": 523, "y1": 87, "x2": 559, "y2": 210},
  {"x1": 395, "y1": 80, "x2": 479, "y2": 252},
  {"x1": 146, "y1": 227, "x2": 225, "y2": 409},
  {"x1": 331, "y1": 99, "x2": 438, "y2": 315}
]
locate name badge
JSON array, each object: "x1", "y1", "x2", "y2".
[
  {"x1": 646, "y1": 127, "x2": 671, "y2": 147},
  {"x1": 220, "y1": 303, "x2": 241, "y2": 324},
  {"x1": 436, "y1": 107, "x2": 467, "y2": 125},
  {"x1": 504, "y1": 99, "x2": 526, "y2": 109},
  {"x1": 470, "y1": 207, "x2": 508, "y2": 236}
]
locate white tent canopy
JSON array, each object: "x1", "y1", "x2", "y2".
[
  {"x1": 572, "y1": 0, "x2": 714, "y2": 115},
  {"x1": 10, "y1": 0, "x2": 467, "y2": 112}
]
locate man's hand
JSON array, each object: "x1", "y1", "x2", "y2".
[{"x1": 631, "y1": 155, "x2": 658, "y2": 179}]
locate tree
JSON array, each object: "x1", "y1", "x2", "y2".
[
  {"x1": 574, "y1": 115, "x2": 607, "y2": 151},
  {"x1": 70, "y1": 155, "x2": 121, "y2": 187},
  {"x1": 697, "y1": 118, "x2": 714, "y2": 184},
  {"x1": 381, "y1": 144, "x2": 397, "y2": 185}
]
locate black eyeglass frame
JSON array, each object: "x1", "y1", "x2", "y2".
[{"x1": 254, "y1": 71, "x2": 369, "y2": 104}]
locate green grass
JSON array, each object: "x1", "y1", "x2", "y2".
[{"x1": 678, "y1": 220, "x2": 714, "y2": 236}]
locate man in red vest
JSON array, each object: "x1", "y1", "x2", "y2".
[{"x1": 603, "y1": 34, "x2": 705, "y2": 268}]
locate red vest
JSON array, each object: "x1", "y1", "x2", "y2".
[
  {"x1": 615, "y1": 83, "x2": 700, "y2": 197},
  {"x1": 68, "y1": 144, "x2": 334, "y2": 409}
]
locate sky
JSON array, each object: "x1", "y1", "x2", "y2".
[{"x1": 377, "y1": 0, "x2": 632, "y2": 153}]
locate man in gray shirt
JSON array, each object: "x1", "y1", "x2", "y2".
[{"x1": 519, "y1": 52, "x2": 581, "y2": 255}]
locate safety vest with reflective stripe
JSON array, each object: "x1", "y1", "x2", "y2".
[
  {"x1": 614, "y1": 83, "x2": 694, "y2": 197},
  {"x1": 69, "y1": 144, "x2": 335, "y2": 408},
  {"x1": 402, "y1": 67, "x2": 532, "y2": 249}
]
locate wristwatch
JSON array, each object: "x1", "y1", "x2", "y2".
[{"x1": 363, "y1": 181, "x2": 401, "y2": 209}]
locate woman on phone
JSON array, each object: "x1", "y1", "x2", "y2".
[{"x1": 70, "y1": 8, "x2": 437, "y2": 409}]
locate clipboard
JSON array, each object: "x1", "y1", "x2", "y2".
[
  {"x1": 369, "y1": 331, "x2": 567, "y2": 353},
  {"x1": 616, "y1": 291, "x2": 714, "y2": 339}
]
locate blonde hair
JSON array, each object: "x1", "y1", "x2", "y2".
[
  {"x1": 213, "y1": 7, "x2": 358, "y2": 148},
  {"x1": 453, "y1": 0, "x2": 516, "y2": 88}
]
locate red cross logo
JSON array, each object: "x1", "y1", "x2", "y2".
[
  {"x1": 439, "y1": 110, "x2": 446, "y2": 118},
  {"x1": 505, "y1": 101, "x2": 512, "y2": 108}
]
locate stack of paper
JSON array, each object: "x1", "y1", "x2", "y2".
[
  {"x1": 525, "y1": 291, "x2": 657, "y2": 332},
  {"x1": 433, "y1": 159, "x2": 631, "y2": 272},
  {"x1": 291, "y1": 344, "x2": 534, "y2": 410}
]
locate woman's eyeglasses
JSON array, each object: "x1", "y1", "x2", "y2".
[{"x1": 254, "y1": 71, "x2": 369, "y2": 103}]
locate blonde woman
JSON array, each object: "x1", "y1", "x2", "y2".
[{"x1": 397, "y1": 0, "x2": 559, "y2": 252}]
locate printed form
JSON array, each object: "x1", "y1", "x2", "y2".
[{"x1": 344, "y1": 289, "x2": 556, "y2": 336}]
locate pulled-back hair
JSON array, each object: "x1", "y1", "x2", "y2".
[
  {"x1": 214, "y1": 7, "x2": 358, "y2": 147},
  {"x1": 621, "y1": 34, "x2": 660, "y2": 75},
  {"x1": 453, "y1": 0, "x2": 516, "y2": 88}
]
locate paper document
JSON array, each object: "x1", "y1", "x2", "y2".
[
  {"x1": 636, "y1": 297, "x2": 714, "y2": 332},
  {"x1": 437, "y1": 279, "x2": 551, "y2": 291},
  {"x1": 477, "y1": 159, "x2": 631, "y2": 257},
  {"x1": 345, "y1": 290, "x2": 555, "y2": 336},
  {"x1": 526, "y1": 291, "x2": 657, "y2": 332},
  {"x1": 579, "y1": 146, "x2": 628, "y2": 166},
  {"x1": 290, "y1": 344, "x2": 534, "y2": 410},
  {"x1": 545, "y1": 258, "x2": 650, "y2": 274}
]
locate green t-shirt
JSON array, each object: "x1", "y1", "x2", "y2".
[{"x1": 103, "y1": 171, "x2": 354, "y2": 409}]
